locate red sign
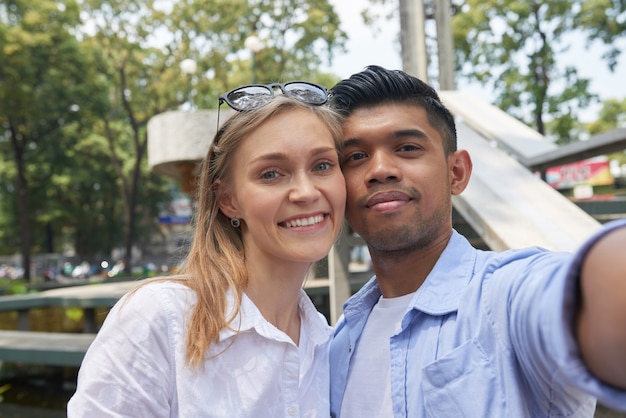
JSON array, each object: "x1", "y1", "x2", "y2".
[{"x1": 546, "y1": 157, "x2": 614, "y2": 189}]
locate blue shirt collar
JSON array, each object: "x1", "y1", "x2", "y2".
[{"x1": 343, "y1": 229, "x2": 477, "y2": 319}]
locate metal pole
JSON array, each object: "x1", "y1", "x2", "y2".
[
  {"x1": 400, "y1": 0, "x2": 428, "y2": 81},
  {"x1": 245, "y1": 35, "x2": 262, "y2": 84},
  {"x1": 180, "y1": 59, "x2": 197, "y2": 110},
  {"x1": 435, "y1": 0, "x2": 456, "y2": 90},
  {"x1": 251, "y1": 52, "x2": 257, "y2": 84},
  {"x1": 328, "y1": 237, "x2": 351, "y2": 325}
]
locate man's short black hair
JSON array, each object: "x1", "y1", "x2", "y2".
[{"x1": 329, "y1": 65, "x2": 457, "y2": 154}]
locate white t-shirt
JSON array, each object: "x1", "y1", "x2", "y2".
[
  {"x1": 340, "y1": 292, "x2": 415, "y2": 418},
  {"x1": 68, "y1": 281, "x2": 332, "y2": 417}
]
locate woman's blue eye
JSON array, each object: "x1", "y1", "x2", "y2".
[
  {"x1": 260, "y1": 170, "x2": 279, "y2": 180},
  {"x1": 315, "y1": 161, "x2": 333, "y2": 172}
]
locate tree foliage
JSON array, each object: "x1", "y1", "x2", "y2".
[
  {"x1": 78, "y1": 0, "x2": 346, "y2": 273},
  {"x1": 0, "y1": 0, "x2": 110, "y2": 278},
  {"x1": 585, "y1": 97, "x2": 626, "y2": 169},
  {"x1": 576, "y1": 0, "x2": 626, "y2": 71},
  {"x1": 587, "y1": 98, "x2": 626, "y2": 135},
  {"x1": 362, "y1": 0, "x2": 626, "y2": 145},
  {"x1": 0, "y1": 0, "x2": 347, "y2": 279},
  {"x1": 452, "y1": 0, "x2": 599, "y2": 142}
]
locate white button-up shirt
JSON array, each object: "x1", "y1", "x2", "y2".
[{"x1": 68, "y1": 281, "x2": 333, "y2": 417}]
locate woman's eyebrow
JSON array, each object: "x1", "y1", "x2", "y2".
[{"x1": 250, "y1": 146, "x2": 336, "y2": 164}]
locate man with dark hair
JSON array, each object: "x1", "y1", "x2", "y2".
[{"x1": 328, "y1": 65, "x2": 626, "y2": 417}]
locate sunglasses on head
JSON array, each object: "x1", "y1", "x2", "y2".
[
  {"x1": 214, "y1": 81, "x2": 329, "y2": 146},
  {"x1": 218, "y1": 81, "x2": 328, "y2": 112}
]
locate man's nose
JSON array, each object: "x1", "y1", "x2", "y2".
[{"x1": 365, "y1": 151, "x2": 402, "y2": 185}]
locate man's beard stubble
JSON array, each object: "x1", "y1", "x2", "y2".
[{"x1": 359, "y1": 204, "x2": 449, "y2": 263}]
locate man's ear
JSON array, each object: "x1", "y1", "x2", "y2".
[
  {"x1": 214, "y1": 180, "x2": 239, "y2": 219},
  {"x1": 449, "y1": 149, "x2": 472, "y2": 195}
]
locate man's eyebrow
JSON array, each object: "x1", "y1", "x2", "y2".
[
  {"x1": 342, "y1": 129, "x2": 429, "y2": 147},
  {"x1": 342, "y1": 137, "x2": 362, "y2": 148},
  {"x1": 392, "y1": 129, "x2": 429, "y2": 139}
]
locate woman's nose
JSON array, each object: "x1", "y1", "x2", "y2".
[{"x1": 289, "y1": 174, "x2": 322, "y2": 202}]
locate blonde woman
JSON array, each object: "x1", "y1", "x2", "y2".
[{"x1": 68, "y1": 82, "x2": 346, "y2": 417}]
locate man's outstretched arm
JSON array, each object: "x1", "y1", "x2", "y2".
[{"x1": 577, "y1": 225, "x2": 626, "y2": 389}]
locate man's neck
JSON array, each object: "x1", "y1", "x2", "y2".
[{"x1": 370, "y1": 231, "x2": 452, "y2": 298}]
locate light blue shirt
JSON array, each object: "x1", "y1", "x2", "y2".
[{"x1": 330, "y1": 219, "x2": 626, "y2": 417}]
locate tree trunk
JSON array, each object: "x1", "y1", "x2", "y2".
[{"x1": 9, "y1": 126, "x2": 33, "y2": 281}]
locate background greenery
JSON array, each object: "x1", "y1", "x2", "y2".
[{"x1": 1, "y1": 0, "x2": 624, "y2": 281}]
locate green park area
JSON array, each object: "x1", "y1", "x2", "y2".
[{"x1": 1, "y1": 0, "x2": 626, "y2": 415}]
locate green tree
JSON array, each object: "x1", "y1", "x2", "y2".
[
  {"x1": 149, "y1": 0, "x2": 347, "y2": 105},
  {"x1": 78, "y1": 0, "x2": 347, "y2": 273},
  {"x1": 576, "y1": 0, "x2": 626, "y2": 71},
  {"x1": 0, "y1": 0, "x2": 346, "y2": 278},
  {"x1": 361, "y1": 0, "x2": 625, "y2": 145},
  {"x1": 453, "y1": 0, "x2": 597, "y2": 143},
  {"x1": 0, "y1": 0, "x2": 108, "y2": 279},
  {"x1": 587, "y1": 98, "x2": 626, "y2": 135},
  {"x1": 586, "y1": 98, "x2": 626, "y2": 168}
]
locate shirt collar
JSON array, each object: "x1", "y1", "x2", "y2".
[
  {"x1": 343, "y1": 229, "x2": 477, "y2": 319},
  {"x1": 219, "y1": 289, "x2": 332, "y2": 343},
  {"x1": 411, "y1": 229, "x2": 476, "y2": 315}
]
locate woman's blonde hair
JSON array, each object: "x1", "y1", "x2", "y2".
[{"x1": 172, "y1": 95, "x2": 343, "y2": 368}]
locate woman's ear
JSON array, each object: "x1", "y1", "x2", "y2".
[
  {"x1": 449, "y1": 149, "x2": 472, "y2": 195},
  {"x1": 214, "y1": 180, "x2": 239, "y2": 219}
]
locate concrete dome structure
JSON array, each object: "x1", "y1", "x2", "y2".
[{"x1": 147, "y1": 109, "x2": 232, "y2": 193}]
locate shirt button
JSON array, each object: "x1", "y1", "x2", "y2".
[{"x1": 288, "y1": 406, "x2": 297, "y2": 416}]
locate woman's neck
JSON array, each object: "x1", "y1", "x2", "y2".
[{"x1": 244, "y1": 261, "x2": 309, "y2": 345}]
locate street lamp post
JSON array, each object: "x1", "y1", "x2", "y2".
[
  {"x1": 244, "y1": 35, "x2": 262, "y2": 84},
  {"x1": 179, "y1": 58, "x2": 198, "y2": 109},
  {"x1": 176, "y1": 58, "x2": 200, "y2": 195}
]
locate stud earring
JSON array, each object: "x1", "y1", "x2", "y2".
[{"x1": 230, "y1": 217, "x2": 241, "y2": 228}]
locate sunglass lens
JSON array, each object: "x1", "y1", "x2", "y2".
[
  {"x1": 226, "y1": 86, "x2": 272, "y2": 111},
  {"x1": 283, "y1": 82, "x2": 327, "y2": 105}
]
